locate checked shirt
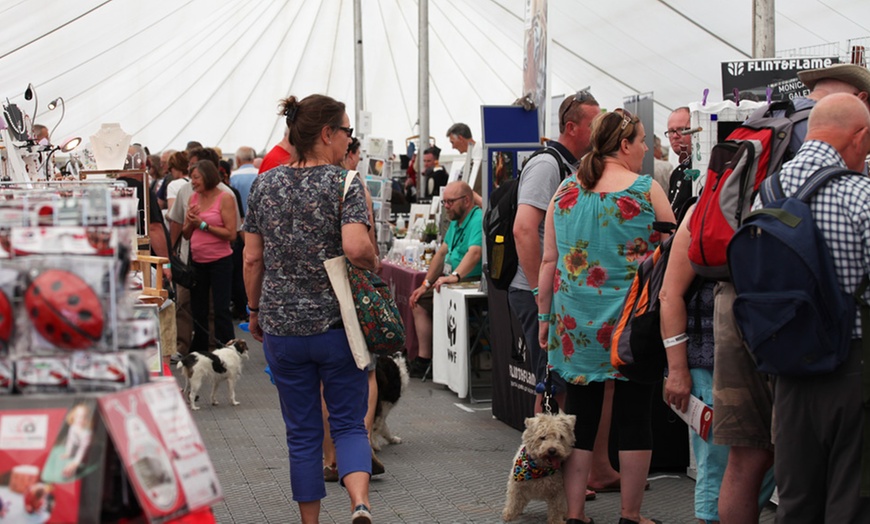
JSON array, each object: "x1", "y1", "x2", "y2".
[{"x1": 755, "y1": 140, "x2": 870, "y2": 337}]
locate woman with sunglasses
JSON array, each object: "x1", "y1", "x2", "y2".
[
  {"x1": 537, "y1": 109, "x2": 675, "y2": 524},
  {"x1": 243, "y1": 94, "x2": 375, "y2": 524}
]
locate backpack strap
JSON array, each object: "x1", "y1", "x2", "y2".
[
  {"x1": 535, "y1": 147, "x2": 572, "y2": 181},
  {"x1": 794, "y1": 166, "x2": 863, "y2": 202},
  {"x1": 759, "y1": 171, "x2": 785, "y2": 205}
]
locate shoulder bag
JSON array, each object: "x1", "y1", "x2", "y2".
[
  {"x1": 169, "y1": 235, "x2": 198, "y2": 289},
  {"x1": 324, "y1": 170, "x2": 405, "y2": 365}
]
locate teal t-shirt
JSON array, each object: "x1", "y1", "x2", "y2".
[{"x1": 443, "y1": 206, "x2": 483, "y2": 278}]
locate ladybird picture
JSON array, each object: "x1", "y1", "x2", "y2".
[{"x1": 24, "y1": 269, "x2": 104, "y2": 350}]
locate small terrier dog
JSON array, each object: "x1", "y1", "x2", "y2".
[
  {"x1": 371, "y1": 353, "x2": 409, "y2": 451},
  {"x1": 502, "y1": 411, "x2": 576, "y2": 524},
  {"x1": 177, "y1": 339, "x2": 249, "y2": 411}
]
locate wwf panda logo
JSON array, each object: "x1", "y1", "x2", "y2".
[{"x1": 446, "y1": 299, "x2": 458, "y2": 346}]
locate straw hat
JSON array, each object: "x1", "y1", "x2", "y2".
[{"x1": 798, "y1": 63, "x2": 870, "y2": 93}]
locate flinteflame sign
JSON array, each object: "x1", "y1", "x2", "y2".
[{"x1": 722, "y1": 57, "x2": 839, "y2": 102}]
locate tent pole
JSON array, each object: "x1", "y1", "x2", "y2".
[
  {"x1": 354, "y1": 0, "x2": 365, "y2": 136},
  {"x1": 417, "y1": 0, "x2": 429, "y2": 196},
  {"x1": 752, "y1": 0, "x2": 775, "y2": 58}
]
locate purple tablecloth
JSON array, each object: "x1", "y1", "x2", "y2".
[{"x1": 380, "y1": 260, "x2": 427, "y2": 361}]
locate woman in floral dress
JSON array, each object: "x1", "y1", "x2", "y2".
[{"x1": 537, "y1": 109, "x2": 675, "y2": 524}]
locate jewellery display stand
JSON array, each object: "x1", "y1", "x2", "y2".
[{"x1": 89, "y1": 124, "x2": 132, "y2": 172}]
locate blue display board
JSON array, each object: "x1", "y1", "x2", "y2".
[{"x1": 481, "y1": 106, "x2": 540, "y2": 145}]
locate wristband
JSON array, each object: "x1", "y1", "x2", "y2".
[
  {"x1": 423, "y1": 279, "x2": 432, "y2": 288},
  {"x1": 538, "y1": 313, "x2": 553, "y2": 322},
  {"x1": 662, "y1": 333, "x2": 689, "y2": 348},
  {"x1": 531, "y1": 287, "x2": 539, "y2": 296},
  {"x1": 164, "y1": 263, "x2": 171, "y2": 269},
  {"x1": 450, "y1": 271, "x2": 461, "y2": 281},
  {"x1": 199, "y1": 221, "x2": 208, "y2": 231},
  {"x1": 247, "y1": 305, "x2": 260, "y2": 313}
]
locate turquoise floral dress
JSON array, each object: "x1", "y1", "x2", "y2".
[{"x1": 547, "y1": 174, "x2": 661, "y2": 385}]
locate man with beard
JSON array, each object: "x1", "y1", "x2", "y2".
[{"x1": 407, "y1": 181, "x2": 482, "y2": 378}]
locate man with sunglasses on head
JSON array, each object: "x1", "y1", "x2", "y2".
[{"x1": 407, "y1": 181, "x2": 483, "y2": 379}]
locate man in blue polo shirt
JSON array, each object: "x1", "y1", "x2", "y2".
[{"x1": 408, "y1": 181, "x2": 482, "y2": 378}]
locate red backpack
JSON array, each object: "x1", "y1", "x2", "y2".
[{"x1": 687, "y1": 100, "x2": 812, "y2": 280}]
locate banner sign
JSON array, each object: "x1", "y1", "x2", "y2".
[{"x1": 721, "y1": 56, "x2": 839, "y2": 102}]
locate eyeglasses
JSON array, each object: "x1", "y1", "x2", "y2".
[
  {"x1": 441, "y1": 195, "x2": 467, "y2": 207},
  {"x1": 560, "y1": 87, "x2": 595, "y2": 127},
  {"x1": 663, "y1": 127, "x2": 691, "y2": 138},
  {"x1": 336, "y1": 126, "x2": 354, "y2": 137}
]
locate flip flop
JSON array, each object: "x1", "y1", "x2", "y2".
[{"x1": 588, "y1": 479, "x2": 650, "y2": 493}]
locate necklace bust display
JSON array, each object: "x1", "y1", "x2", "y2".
[{"x1": 89, "y1": 123, "x2": 132, "y2": 170}]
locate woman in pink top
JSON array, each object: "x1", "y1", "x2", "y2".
[{"x1": 183, "y1": 159, "x2": 238, "y2": 353}]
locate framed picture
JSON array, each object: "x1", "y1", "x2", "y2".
[
  {"x1": 366, "y1": 177, "x2": 387, "y2": 200},
  {"x1": 409, "y1": 203, "x2": 431, "y2": 235}
]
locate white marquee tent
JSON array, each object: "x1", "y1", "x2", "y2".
[{"x1": 2, "y1": 0, "x2": 869, "y2": 156}]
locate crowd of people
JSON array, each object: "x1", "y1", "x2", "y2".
[
  {"x1": 401, "y1": 63, "x2": 870, "y2": 524},
  {"x1": 126, "y1": 61, "x2": 870, "y2": 524}
]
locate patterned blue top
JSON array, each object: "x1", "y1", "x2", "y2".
[
  {"x1": 547, "y1": 175, "x2": 661, "y2": 384},
  {"x1": 686, "y1": 281, "x2": 715, "y2": 369},
  {"x1": 244, "y1": 165, "x2": 370, "y2": 336}
]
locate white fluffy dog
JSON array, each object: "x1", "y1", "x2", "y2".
[
  {"x1": 502, "y1": 411, "x2": 576, "y2": 524},
  {"x1": 371, "y1": 353, "x2": 410, "y2": 451},
  {"x1": 177, "y1": 339, "x2": 249, "y2": 411}
]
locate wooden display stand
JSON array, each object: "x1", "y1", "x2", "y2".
[
  {"x1": 0, "y1": 381, "x2": 221, "y2": 523},
  {"x1": 135, "y1": 252, "x2": 170, "y2": 304}
]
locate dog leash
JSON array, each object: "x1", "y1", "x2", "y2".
[
  {"x1": 542, "y1": 369, "x2": 559, "y2": 414},
  {"x1": 191, "y1": 315, "x2": 233, "y2": 351}
]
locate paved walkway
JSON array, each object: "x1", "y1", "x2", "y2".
[{"x1": 178, "y1": 325, "x2": 776, "y2": 523}]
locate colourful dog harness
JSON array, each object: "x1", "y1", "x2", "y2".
[{"x1": 512, "y1": 446, "x2": 559, "y2": 481}]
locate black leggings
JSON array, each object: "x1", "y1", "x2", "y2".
[{"x1": 564, "y1": 379, "x2": 654, "y2": 451}]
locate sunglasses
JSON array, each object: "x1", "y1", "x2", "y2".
[
  {"x1": 560, "y1": 88, "x2": 595, "y2": 127},
  {"x1": 615, "y1": 108, "x2": 636, "y2": 131},
  {"x1": 336, "y1": 126, "x2": 354, "y2": 137}
]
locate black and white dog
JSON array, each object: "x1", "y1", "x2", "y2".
[
  {"x1": 177, "y1": 339, "x2": 249, "y2": 411},
  {"x1": 371, "y1": 353, "x2": 410, "y2": 451}
]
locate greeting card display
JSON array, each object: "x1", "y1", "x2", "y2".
[
  {"x1": 0, "y1": 397, "x2": 107, "y2": 523},
  {"x1": 99, "y1": 382, "x2": 222, "y2": 522}
]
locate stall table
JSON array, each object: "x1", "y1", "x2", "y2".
[
  {"x1": 380, "y1": 260, "x2": 427, "y2": 361},
  {"x1": 432, "y1": 283, "x2": 490, "y2": 402}
]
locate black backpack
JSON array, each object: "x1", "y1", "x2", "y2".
[{"x1": 484, "y1": 148, "x2": 571, "y2": 291}]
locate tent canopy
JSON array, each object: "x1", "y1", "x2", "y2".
[{"x1": 2, "y1": 0, "x2": 868, "y2": 155}]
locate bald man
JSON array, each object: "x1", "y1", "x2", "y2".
[
  {"x1": 714, "y1": 74, "x2": 870, "y2": 522},
  {"x1": 768, "y1": 93, "x2": 870, "y2": 523},
  {"x1": 407, "y1": 181, "x2": 482, "y2": 378}
]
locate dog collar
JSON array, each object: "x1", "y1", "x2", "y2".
[{"x1": 512, "y1": 446, "x2": 559, "y2": 481}]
